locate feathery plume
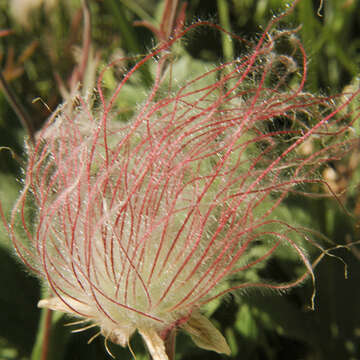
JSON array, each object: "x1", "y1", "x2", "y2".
[{"x1": 8, "y1": 7, "x2": 360, "y2": 360}]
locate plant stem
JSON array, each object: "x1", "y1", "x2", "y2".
[
  {"x1": 0, "y1": 71, "x2": 35, "y2": 144},
  {"x1": 164, "y1": 329, "x2": 176, "y2": 360},
  {"x1": 31, "y1": 306, "x2": 52, "y2": 360},
  {"x1": 217, "y1": 0, "x2": 234, "y2": 62},
  {"x1": 40, "y1": 309, "x2": 53, "y2": 360}
]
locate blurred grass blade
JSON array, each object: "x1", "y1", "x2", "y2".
[
  {"x1": 217, "y1": 0, "x2": 234, "y2": 61},
  {"x1": 104, "y1": 0, "x2": 153, "y2": 86}
]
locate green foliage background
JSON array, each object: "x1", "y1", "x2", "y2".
[{"x1": 0, "y1": 0, "x2": 359, "y2": 359}]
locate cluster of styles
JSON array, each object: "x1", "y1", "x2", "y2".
[{"x1": 8, "y1": 6, "x2": 359, "y2": 360}]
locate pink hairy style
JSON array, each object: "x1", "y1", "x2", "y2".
[{"x1": 7, "y1": 6, "x2": 360, "y2": 359}]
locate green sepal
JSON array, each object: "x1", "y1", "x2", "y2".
[{"x1": 182, "y1": 312, "x2": 231, "y2": 355}]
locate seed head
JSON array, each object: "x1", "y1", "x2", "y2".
[{"x1": 9, "y1": 17, "x2": 359, "y2": 360}]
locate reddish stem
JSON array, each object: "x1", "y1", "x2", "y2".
[{"x1": 41, "y1": 308, "x2": 53, "y2": 360}]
